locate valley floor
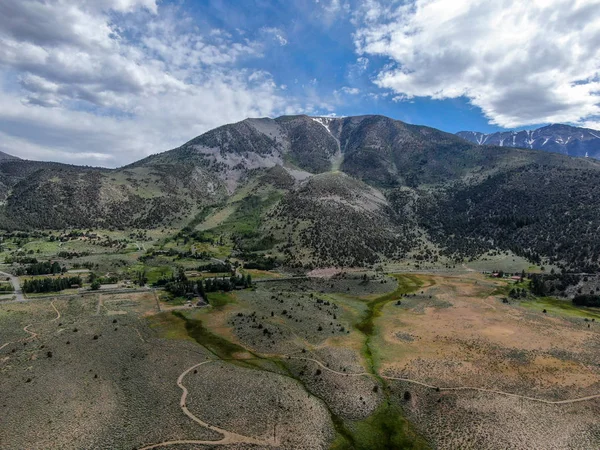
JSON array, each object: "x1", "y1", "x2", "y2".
[{"x1": 1, "y1": 271, "x2": 599, "y2": 449}]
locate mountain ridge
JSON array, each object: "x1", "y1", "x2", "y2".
[{"x1": 457, "y1": 123, "x2": 600, "y2": 159}]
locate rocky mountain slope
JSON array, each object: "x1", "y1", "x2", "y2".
[
  {"x1": 0, "y1": 159, "x2": 226, "y2": 229},
  {"x1": 457, "y1": 124, "x2": 600, "y2": 159},
  {"x1": 2, "y1": 114, "x2": 600, "y2": 271}
]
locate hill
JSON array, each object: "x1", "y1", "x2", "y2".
[{"x1": 0, "y1": 159, "x2": 226, "y2": 229}]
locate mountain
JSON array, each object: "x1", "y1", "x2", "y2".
[
  {"x1": 2, "y1": 114, "x2": 600, "y2": 271},
  {"x1": 137, "y1": 115, "x2": 573, "y2": 189},
  {"x1": 457, "y1": 124, "x2": 600, "y2": 159}
]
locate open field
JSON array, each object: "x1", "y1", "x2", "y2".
[
  {"x1": 519, "y1": 296, "x2": 600, "y2": 320},
  {"x1": 373, "y1": 274, "x2": 600, "y2": 448},
  {"x1": 1, "y1": 271, "x2": 599, "y2": 449}
]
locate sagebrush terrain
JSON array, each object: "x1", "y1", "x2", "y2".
[{"x1": 2, "y1": 272, "x2": 599, "y2": 449}]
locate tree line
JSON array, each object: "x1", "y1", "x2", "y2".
[
  {"x1": 14, "y1": 261, "x2": 67, "y2": 276},
  {"x1": 161, "y1": 273, "x2": 252, "y2": 299},
  {"x1": 573, "y1": 294, "x2": 600, "y2": 307},
  {"x1": 23, "y1": 276, "x2": 82, "y2": 293}
]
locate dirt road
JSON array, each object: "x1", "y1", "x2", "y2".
[
  {"x1": 139, "y1": 360, "x2": 277, "y2": 449},
  {"x1": 0, "y1": 270, "x2": 24, "y2": 301}
]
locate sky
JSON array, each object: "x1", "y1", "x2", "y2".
[{"x1": 0, "y1": 0, "x2": 599, "y2": 167}]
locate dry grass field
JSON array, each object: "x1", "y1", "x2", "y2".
[
  {"x1": 374, "y1": 274, "x2": 600, "y2": 449},
  {"x1": 1, "y1": 272, "x2": 599, "y2": 449}
]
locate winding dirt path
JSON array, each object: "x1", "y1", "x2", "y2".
[
  {"x1": 1, "y1": 300, "x2": 60, "y2": 351},
  {"x1": 22, "y1": 324, "x2": 38, "y2": 340},
  {"x1": 139, "y1": 360, "x2": 277, "y2": 449},
  {"x1": 50, "y1": 300, "x2": 60, "y2": 322},
  {"x1": 291, "y1": 355, "x2": 600, "y2": 406},
  {"x1": 133, "y1": 327, "x2": 145, "y2": 343},
  {"x1": 140, "y1": 351, "x2": 600, "y2": 450},
  {"x1": 382, "y1": 375, "x2": 600, "y2": 405},
  {"x1": 0, "y1": 323, "x2": 38, "y2": 351},
  {"x1": 0, "y1": 299, "x2": 62, "y2": 351}
]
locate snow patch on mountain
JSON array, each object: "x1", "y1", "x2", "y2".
[{"x1": 311, "y1": 117, "x2": 337, "y2": 135}]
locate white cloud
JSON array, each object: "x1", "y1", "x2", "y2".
[
  {"x1": 355, "y1": 57, "x2": 368, "y2": 72},
  {"x1": 582, "y1": 119, "x2": 600, "y2": 131},
  {"x1": 0, "y1": 0, "x2": 295, "y2": 166},
  {"x1": 314, "y1": 0, "x2": 351, "y2": 25},
  {"x1": 0, "y1": 73, "x2": 287, "y2": 166},
  {"x1": 339, "y1": 86, "x2": 360, "y2": 95},
  {"x1": 261, "y1": 27, "x2": 288, "y2": 46},
  {"x1": 392, "y1": 94, "x2": 411, "y2": 103},
  {"x1": 354, "y1": 0, "x2": 600, "y2": 128}
]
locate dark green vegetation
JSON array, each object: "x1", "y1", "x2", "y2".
[
  {"x1": 346, "y1": 274, "x2": 430, "y2": 450},
  {"x1": 0, "y1": 282, "x2": 14, "y2": 292},
  {"x1": 0, "y1": 161, "x2": 225, "y2": 229},
  {"x1": 421, "y1": 165, "x2": 600, "y2": 272},
  {"x1": 162, "y1": 273, "x2": 251, "y2": 298},
  {"x1": 573, "y1": 294, "x2": 600, "y2": 307},
  {"x1": 19, "y1": 260, "x2": 65, "y2": 276},
  {"x1": 338, "y1": 404, "x2": 428, "y2": 450},
  {"x1": 22, "y1": 276, "x2": 82, "y2": 293},
  {"x1": 173, "y1": 311, "x2": 252, "y2": 361},
  {"x1": 271, "y1": 173, "x2": 415, "y2": 267},
  {"x1": 482, "y1": 271, "x2": 600, "y2": 318},
  {"x1": 527, "y1": 272, "x2": 586, "y2": 297},
  {"x1": 357, "y1": 274, "x2": 427, "y2": 337}
]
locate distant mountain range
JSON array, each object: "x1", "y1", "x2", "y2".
[
  {"x1": 457, "y1": 124, "x2": 600, "y2": 159},
  {"x1": 1, "y1": 115, "x2": 600, "y2": 271}
]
